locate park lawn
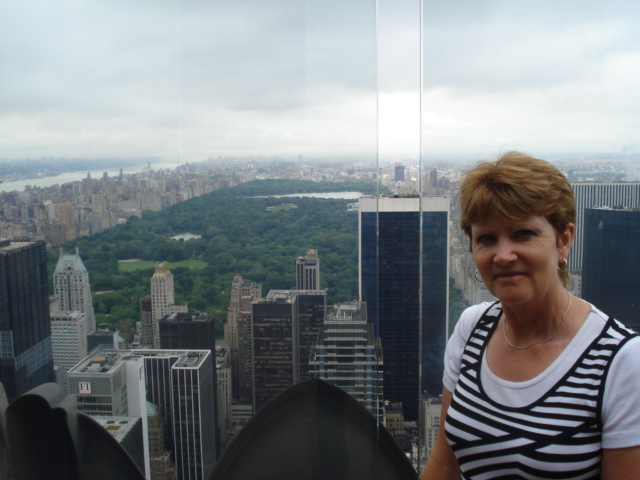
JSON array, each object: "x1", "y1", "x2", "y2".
[
  {"x1": 118, "y1": 259, "x2": 208, "y2": 272},
  {"x1": 266, "y1": 203, "x2": 297, "y2": 212}
]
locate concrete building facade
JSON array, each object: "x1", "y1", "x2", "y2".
[
  {"x1": 49, "y1": 306, "x2": 87, "y2": 392},
  {"x1": 53, "y1": 247, "x2": 96, "y2": 335},
  {"x1": 150, "y1": 262, "x2": 187, "y2": 348},
  {"x1": 224, "y1": 275, "x2": 261, "y2": 403}
]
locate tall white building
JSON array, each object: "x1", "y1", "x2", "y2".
[
  {"x1": 422, "y1": 395, "x2": 443, "y2": 460},
  {"x1": 150, "y1": 262, "x2": 187, "y2": 348},
  {"x1": 68, "y1": 350, "x2": 150, "y2": 478},
  {"x1": 53, "y1": 247, "x2": 96, "y2": 335},
  {"x1": 50, "y1": 304, "x2": 87, "y2": 393}
]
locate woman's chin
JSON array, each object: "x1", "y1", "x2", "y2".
[{"x1": 491, "y1": 287, "x2": 532, "y2": 306}]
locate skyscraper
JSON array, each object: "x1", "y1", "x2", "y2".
[
  {"x1": 56, "y1": 202, "x2": 77, "y2": 243},
  {"x1": 158, "y1": 311, "x2": 220, "y2": 451},
  {"x1": 359, "y1": 196, "x2": 449, "y2": 420},
  {"x1": 295, "y1": 249, "x2": 320, "y2": 290},
  {"x1": 68, "y1": 350, "x2": 150, "y2": 478},
  {"x1": 224, "y1": 275, "x2": 261, "y2": 402},
  {"x1": 569, "y1": 182, "x2": 640, "y2": 274},
  {"x1": 296, "y1": 290, "x2": 327, "y2": 381},
  {"x1": 141, "y1": 348, "x2": 216, "y2": 480},
  {"x1": 0, "y1": 239, "x2": 54, "y2": 401},
  {"x1": 49, "y1": 306, "x2": 87, "y2": 392},
  {"x1": 69, "y1": 347, "x2": 216, "y2": 480},
  {"x1": 215, "y1": 341, "x2": 233, "y2": 451},
  {"x1": 159, "y1": 312, "x2": 216, "y2": 352},
  {"x1": 171, "y1": 352, "x2": 216, "y2": 480},
  {"x1": 581, "y1": 207, "x2": 640, "y2": 331},
  {"x1": 251, "y1": 292, "x2": 297, "y2": 411},
  {"x1": 422, "y1": 395, "x2": 443, "y2": 458},
  {"x1": 139, "y1": 295, "x2": 153, "y2": 346},
  {"x1": 251, "y1": 289, "x2": 326, "y2": 411},
  {"x1": 147, "y1": 403, "x2": 177, "y2": 480},
  {"x1": 53, "y1": 247, "x2": 96, "y2": 335},
  {"x1": 150, "y1": 262, "x2": 187, "y2": 348},
  {"x1": 309, "y1": 301, "x2": 384, "y2": 420}
]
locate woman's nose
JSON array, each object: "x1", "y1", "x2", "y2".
[{"x1": 493, "y1": 239, "x2": 517, "y2": 263}]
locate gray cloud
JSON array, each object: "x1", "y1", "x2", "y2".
[{"x1": 0, "y1": 0, "x2": 638, "y2": 161}]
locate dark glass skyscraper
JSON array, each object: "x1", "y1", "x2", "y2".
[
  {"x1": 158, "y1": 311, "x2": 220, "y2": 455},
  {"x1": 295, "y1": 249, "x2": 321, "y2": 290},
  {"x1": 251, "y1": 289, "x2": 326, "y2": 411},
  {"x1": 582, "y1": 207, "x2": 640, "y2": 331},
  {"x1": 0, "y1": 239, "x2": 54, "y2": 401},
  {"x1": 159, "y1": 311, "x2": 217, "y2": 351},
  {"x1": 359, "y1": 196, "x2": 449, "y2": 420},
  {"x1": 569, "y1": 182, "x2": 640, "y2": 273}
]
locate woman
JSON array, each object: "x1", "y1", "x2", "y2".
[{"x1": 422, "y1": 152, "x2": 640, "y2": 479}]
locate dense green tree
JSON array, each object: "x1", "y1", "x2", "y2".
[
  {"x1": 51, "y1": 179, "x2": 390, "y2": 330},
  {"x1": 48, "y1": 180, "x2": 376, "y2": 332}
]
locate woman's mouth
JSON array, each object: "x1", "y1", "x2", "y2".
[{"x1": 495, "y1": 271, "x2": 523, "y2": 279}]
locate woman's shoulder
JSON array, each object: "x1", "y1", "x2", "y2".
[
  {"x1": 461, "y1": 301, "x2": 501, "y2": 322},
  {"x1": 453, "y1": 301, "x2": 500, "y2": 340},
  {"x1": 463, "y1": 301, "x2": 499, "y2": 315},
  {"x1": 585, "y1": 302, "x2": 639, "y2": 340}
]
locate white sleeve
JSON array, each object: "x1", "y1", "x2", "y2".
[
  {"x1": 601, "y1": 335, "x2": 640, "y2": 449},
  {"x1": 443, "y1": 303, "x2": 489, "y2": 393}
]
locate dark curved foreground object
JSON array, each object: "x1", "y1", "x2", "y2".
[
  {"x1": 5, "y1": 383, "x2": 144, "y2": 480},
  {"x1": 211, "y1": 378, "x2": 418, "y2": 480}
]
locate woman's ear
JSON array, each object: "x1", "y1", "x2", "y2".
[{"x1": 558, "y1": 222, "x2": 575, "y2": 258}]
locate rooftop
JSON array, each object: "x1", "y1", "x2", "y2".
[{"x1": 92, "y1": 416, "x2": 140, "y2": 441}]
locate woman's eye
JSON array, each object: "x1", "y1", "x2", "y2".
[
  {"x1": 475, "y1": 235, "x2": 494, "y2": 245},
  {"x1": 515, "y1": 230, "x2": 535, "y2": 239}
]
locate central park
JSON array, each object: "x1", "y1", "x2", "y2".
[
  {"x1": 49, "y1": 178, "x2": 467, "y2": 334},
  {"x1": 49, "y1": 179, "x2": 382, "y2": 333}
]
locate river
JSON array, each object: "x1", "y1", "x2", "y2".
[{"x1": 0, "y1": 162, "x2": 179, "y2": 193}]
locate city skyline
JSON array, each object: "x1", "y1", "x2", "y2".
[
  {"x1": 1, "y1": 1, "x2": 639, "y2": 162},
  {"x1": 1, "y1": 174, "x2": 639, "y2": 475}
]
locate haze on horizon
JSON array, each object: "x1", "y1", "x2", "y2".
[{"x1": 1, "y1": 0, "x2": 638, "y2": 164}]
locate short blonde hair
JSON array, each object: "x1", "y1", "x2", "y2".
[{"x1": 460, "y1": 151, "x2": 575, "y2": 285}]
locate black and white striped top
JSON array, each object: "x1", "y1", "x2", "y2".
[{"x1": 445, "y1": 302, "x2": 638, "y2": 479}]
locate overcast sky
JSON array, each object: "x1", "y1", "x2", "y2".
[{"x1": 0, "y1": 0, "x2": 638, "y2": 164}]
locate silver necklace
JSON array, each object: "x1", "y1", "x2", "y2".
[{"x1": 503, "y1": 290, "x2": 572, "y2": 350}]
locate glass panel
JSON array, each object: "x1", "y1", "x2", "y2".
[{"x1": 421, "y1": 0, "x2": 640, "y2": 475}]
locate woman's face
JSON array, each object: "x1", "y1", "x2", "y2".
[{"x1": 471, "y1": 215, "x2": 573, "y2": 307}]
